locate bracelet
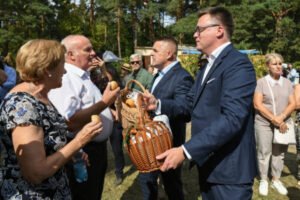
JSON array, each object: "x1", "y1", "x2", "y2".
[{"x1": 281, "y1": 113, "x2": 287, "y2": 119}]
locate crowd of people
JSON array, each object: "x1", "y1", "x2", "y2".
[{"x1": 0, "y1": 6, "x2": 299, "y2": 200}]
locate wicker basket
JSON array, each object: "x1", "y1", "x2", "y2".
[
  {"x1": 122, "y1": 94, "x2": 173, "y2": 173},
  {"x1": 115, "y1": 79, "x2": 145, "y2": 129}
]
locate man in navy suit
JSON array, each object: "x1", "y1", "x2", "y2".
[
  {"x1": 139, "y1": 37, "x2": 194, "y2": 200},
  {"x1": 146, "y1": 7, "x2": 257, "y2": 200}
]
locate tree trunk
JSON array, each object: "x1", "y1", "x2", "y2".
[
  {"x1": 176, "y1": 0, "x2": 184, "y2": 21},
  {"x1": 90, "y1": 0, "x2": 94, "y2": 25},
  {"x1": 117, "y1": 6, "x2": 122, "y2": 58},
  {"x1": 41, "y1": 15, "x2": 44, "y2": 33},
  {"x1": 149, "y1": 15, "x2": 155, "y2": 42},
  {"x1": 104, "y1": 25, "x2": 107, "y2": 45},
  {"x1": 271, "y1": 7, "x2": 292, "y2": 42},
  {"x1": 130, "y1": 5, "x2": 137, "y2": 49}
]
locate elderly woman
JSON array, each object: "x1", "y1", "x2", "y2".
[
  {"x1": 0, "y1": 39, "x2": 103, "y2": 199},
  {"x1": 294, "y1": 84, "x2": 300, "y2": 186},
  {"x1": 253, "y1": 53, "x2": 295, "y2": 196}
]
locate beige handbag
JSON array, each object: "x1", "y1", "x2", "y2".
[{"x1": 266, "y1": 78, "x2": 296, "y2": 145}]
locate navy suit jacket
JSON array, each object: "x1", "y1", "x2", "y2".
[
  {"x1": 184, "y1": 44, "x2": 258, "y2": 184},
  {"x1": 150, "y1": 62, "x2": 194, "y2": 147}
]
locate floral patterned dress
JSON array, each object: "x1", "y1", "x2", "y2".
[
  {"x1": 296, "y1": 111, "x2": 300, "y2": 181},
  {"x1": 0, "y1": 92, "x2": 71, "y2": 199}
]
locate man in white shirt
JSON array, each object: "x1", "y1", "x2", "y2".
[{"x1": 48, "y1": 35, "x2": 119, "y2": 200}]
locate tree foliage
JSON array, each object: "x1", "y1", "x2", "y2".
[{"x1": 0, "y1": 0, "x2": 300, "y2": 68}]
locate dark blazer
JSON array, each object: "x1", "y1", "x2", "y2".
[
  {"x1": 184, "y1": 44, "x2": 258, "y2": 184},
  {"x1": 150, "y1": 62, "x2": 194, "y2": 147}
]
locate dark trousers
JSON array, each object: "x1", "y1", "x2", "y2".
[
  {"x1": 67, "y1": 141, "x2": 107, "y2": 200},
  {"x1": 138, "y1": 166, "x2": 184, "y2": 200},
  {"x1": 199, "y1": 181, "x2": 254, "y2": 200},
  {"x1": 109, "y1": 122, "x2": 125, "y2": 178},
  {"x1": 197, "y1": 168, "x2": 254, "y2": 200}
]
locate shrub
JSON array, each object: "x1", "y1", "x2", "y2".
[
  {"x1": 178, "y1": 54, "x2": 200, "y2": 79},
  {"x1": 248, "y1": 54, "x2": 268, "y2": 79}
]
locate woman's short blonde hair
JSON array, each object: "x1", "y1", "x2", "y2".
[
  {"x1": 16, "y1": 39, "x2": 66, "y2": 82},
  {"x1": 265, "y1": 53, "x2": 283, "y2": 66}
]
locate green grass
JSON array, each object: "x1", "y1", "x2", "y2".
[{"x1": 102, "y1": 123, "x2": 300, "y2": 200}]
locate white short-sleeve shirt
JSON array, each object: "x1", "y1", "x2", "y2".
[{"x1": 48, "y1": 63, "x2": 113, "y2": 142}]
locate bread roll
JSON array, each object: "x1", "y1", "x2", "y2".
[
  {"x1": 91, "y1": 115, "x2": 102, "y2": 122},
  {"x1": 126, "y1": 98, "x2": 136, "y2": 108},
  {"x1": 110, "y1": 81, "x2": 118, "y2": 90}
]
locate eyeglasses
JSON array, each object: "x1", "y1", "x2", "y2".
[
  {"x1": 194, "y1": 24, "x2": 219, "y2": 35},
  {"x1": 130, "y1": 61, "x2": 140, "y2": 65}
]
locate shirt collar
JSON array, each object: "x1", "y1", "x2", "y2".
[
  {"x1": 159, "y1": 61, "x2": 178, "y2": 76},
  {"x1": 207, "y1": 42, "x2": 231, "y2": 65},
  {"x1": 65, "y1": 62, "x2": 90, "y2": 78},
  {"x1": 266, "y1": 74, "x2": 283, "y2": 86}
]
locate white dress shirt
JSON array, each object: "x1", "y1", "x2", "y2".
[
  {"x1": 183, "y1": 42, "x2": 231, "y2": 160},
  {"x1": 48, "y1": 63, "x2": 113, "y2": 142},
  {"x1": 201, "y1": 42, "x2": 231, "y2": 84}
]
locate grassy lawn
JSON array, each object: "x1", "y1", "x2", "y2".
[{"x1": 102, "y1": 123, "x2": 300, "y2": 200}]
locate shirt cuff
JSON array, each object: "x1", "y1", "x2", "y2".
[
  {"x1": 154, "y1": 99, "x2": 161, "y2": 115},
  {"x1": 182, "y1": 145, "x2": 192, "y2": 160}
]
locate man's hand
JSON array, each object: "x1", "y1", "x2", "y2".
[
  {"x1": 102, "y1": 82, "x2": 120, "y2": 106},
  {"x1": 142, "y1": 90, "x2": 158, "y2": 111},
  {"x1": 156, "y1": 146, "x2": 185, "y2": 172}
]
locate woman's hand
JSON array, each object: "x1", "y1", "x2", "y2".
[
  {"x1": 74, "y1": 121, "x2": 103, "y2": 148},
  {"x1": 71, "y1": 150, "x2": 90, "y2": 166},
  {"x1": 92, "y1": 56, "x2": 105, "y2": 70},
  {"x1": 271, "y1": 114, "x2": 284, "y2": 127},
  {"x1": 279, "y1": 122, "x2": 288, "y2": 133},
  {"x1": 110, "y1": 109, "x2": 119, "y2": 122},
  {"x1": 88, "y1": 56, "x2": 106, "y2": 72}
]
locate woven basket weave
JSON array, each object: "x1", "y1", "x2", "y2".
[
  {"x1": 115, "y1": 79, "x2": 145, "y2": 129},
  {"x1": 122, "y1": 94, "x2": 173, "y2": 173}
]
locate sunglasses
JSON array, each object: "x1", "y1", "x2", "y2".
[{"x1": 130, "y1": 61, "x2": 140, "y2": 65}]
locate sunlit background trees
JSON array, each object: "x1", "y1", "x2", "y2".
[{"x1": 1, "y1": 0, "x2": 299, "y2": 68}]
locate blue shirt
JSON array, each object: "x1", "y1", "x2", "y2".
[
  {"x1": 287, "y1": 68, "x2": 299, "y2": 86},
  {"x1": 151, "y1": 61, "x2": 179, "y2": 115},
  {"x1": 0, "y1": 65, "x2": 17, "y2": 101},
  {"x1": 151, "y1": 61, "x2": 179, "y2": 93}
]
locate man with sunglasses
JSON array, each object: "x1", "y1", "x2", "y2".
[
  {"x1": 127, "y1": 53, "x2": 153, "y2": 91},
  {"x1": 145, "y1": 7, "x2": 257, "y2": 200}
]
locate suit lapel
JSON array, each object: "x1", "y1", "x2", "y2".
[
  {"x1": 151, "y1": 63, "x2": 180, "y2": 94},
  {"x1": 149, "y1": 72, "x2": 159, "y2": 92},
  {"x1": 193, "y1": 44, "x2": 233, "y2": 108}
]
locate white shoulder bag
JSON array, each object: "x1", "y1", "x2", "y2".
[{"x1": 266, "y1": 78, "x2": 296, "y2": 145}]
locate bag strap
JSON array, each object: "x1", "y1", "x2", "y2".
[{"x1": 265, "y1": 77, "x2": 276, "y2": 115}]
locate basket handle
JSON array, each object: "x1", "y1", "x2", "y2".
[
  {"x1": 125, "y1": 79, "x2": 146, "y2": 93},
  {"x1": 136, "y1": 93, "x2": 153, "y2": 125}
]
